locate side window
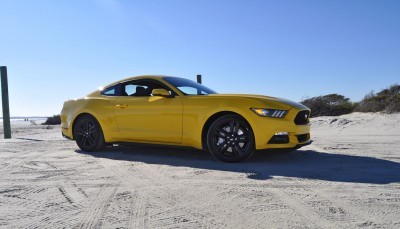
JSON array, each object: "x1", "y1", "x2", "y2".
[
  {"x1": 122, "y1": 79, "x2": 175, "y2": 97},
  {"x1": 101, "y1": 84, "x2": 121, "y2": 96},
  {"x1": 123, "y1": 83, "x2": 150, "y2": 96},
  {"x1": 178, "y1": 86, "x2": 202, "y2": 95},
  {"x1": 103, "y1": 88, "x2": 115, "y2": 95},
  {"x1": 124, "y1": 84, "x2": 142, "y2": 95}
]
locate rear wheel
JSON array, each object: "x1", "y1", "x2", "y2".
[
  {"x1": 73, "y1": 115, "x2": 105, "y2": 152},
  {"x1": 206, "y1": 114, "x2": 255, "y2": 162}
]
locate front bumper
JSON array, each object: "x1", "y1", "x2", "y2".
[
  {"x1": 250, "y1": 108, "x2": 311, "y2": 150},
  {"x1": 294, "y1": 139, "x2": 312, "y2": 149}
]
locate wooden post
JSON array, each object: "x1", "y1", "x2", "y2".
[{"x1": 1, "y1": 66, "x2": 11, "y2": 139}]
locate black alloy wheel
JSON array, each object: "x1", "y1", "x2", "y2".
[
  {"x1": 73, "y1": 115, "x2": 105, "y2": 152},
  {"x1": 206, "y1": 114, "x2": 255, "y2": 162}
]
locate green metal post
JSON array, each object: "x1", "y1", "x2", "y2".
[
  {"x1": 1, "y1": 66, "x2": 11, "y2": 139},
  {"x1": 196, "y1": 74, "x2": 202, "y2": 95},
  {"x1": 196, "y1": 74, "x2": 202, "y2": 84}
]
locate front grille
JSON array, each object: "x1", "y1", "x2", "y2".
[
  {"x1": 294, "y1": 110, "x2": 310, "y2": 125},
  {"x1": 296, "y1": 134, "x2": 309, "y2": 143}
]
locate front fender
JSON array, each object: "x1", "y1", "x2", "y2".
[{"x1": 181, "y1": 96, "x2": 263, "y2": 149}]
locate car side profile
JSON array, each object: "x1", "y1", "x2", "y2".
[{"x1": 61, "y1": 76, "x2": 311, "y2": 162}]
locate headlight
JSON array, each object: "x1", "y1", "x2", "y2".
[{"x1": 250, "y1": 108, "x2": 288, "y2": 118}]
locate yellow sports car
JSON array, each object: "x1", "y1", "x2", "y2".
[{"x1": 61, "y1": 75, "x2": 311, "y2": 162}]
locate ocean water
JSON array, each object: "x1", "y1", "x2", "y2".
[{"x1": 0, "y1": 117, "x2": 47, "y2": 123}]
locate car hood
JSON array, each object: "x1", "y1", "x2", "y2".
[{"x1": 206, "y1": 94, "x2": 309, "y2": 110}]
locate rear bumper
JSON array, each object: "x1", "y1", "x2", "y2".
[{"x1": 61, "y1": 128, "x2": 73, "y2": 140}]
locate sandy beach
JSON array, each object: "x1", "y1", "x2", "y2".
[{"x1": 0, "y1": 112, "x2": 399, "y2": 228}]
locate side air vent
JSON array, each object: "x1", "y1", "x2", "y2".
[{"x1": 296, "y1": 134, "x2": 309, "y2": 143}]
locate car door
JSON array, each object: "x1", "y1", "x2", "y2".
[{"x1": 113, "y1": 79, "x2": 183, "y2": 144}]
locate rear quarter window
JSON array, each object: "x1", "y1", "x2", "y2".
[{"x1": 101, "y1": 84, "x2": 121, "y2": 96}]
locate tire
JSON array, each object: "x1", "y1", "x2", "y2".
[
  {"x1": 73, "y1": 114, "x2": 105, "y2": 152},
  {"x1": 206, "y1": 114, "x2": 255, "y2": 162}
]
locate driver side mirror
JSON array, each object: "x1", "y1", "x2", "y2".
[{"x1": 152, "y1": 89, "x2": 173, "y2": 98}]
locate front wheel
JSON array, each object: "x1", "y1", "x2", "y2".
[
  {"x1": 206, "y1": 114, "x2": 255, "y2": 162},
  {"x1": 73, "y1": 115, "x2": 105, "y2": 152}
]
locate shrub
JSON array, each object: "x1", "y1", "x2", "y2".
[
  {"x1": 355, "y1": 84, "x2": 400, "y2": 113},
  {"x1": 43, "y1": 115, "x2": 61, "y2": 125},
  {"x1": 301, "y1": 94, "x2": 355, "y2": 117}
]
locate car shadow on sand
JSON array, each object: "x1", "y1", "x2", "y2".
[{"x1": 76, "y1": 145, "x2": 400, "y2": 184}]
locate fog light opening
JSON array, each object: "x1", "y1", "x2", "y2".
[
  {"x1": 268, "y1": 132, "x2": 290, "y2": 144},
  {"x1": 275, "y1": 132, "x2": 290, "y2": 136}
]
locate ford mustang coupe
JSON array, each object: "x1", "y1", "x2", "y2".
[{"x1": 61, "y1": 76, "x2": 311, "y2": 162}]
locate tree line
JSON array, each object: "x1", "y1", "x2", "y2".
[{"x1": 301, "y1": 84, "x2": 400, "y2": 117}]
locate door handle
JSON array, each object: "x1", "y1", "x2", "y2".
[{"x1": 116, "y1": 104, "x2": 128, "y2": 109}]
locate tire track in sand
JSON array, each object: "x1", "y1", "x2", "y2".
[
  {"x1": 268, "y1": 187, "x2": 338, "y2": 228},
  {"x1": 0, "y1": 141, "x2": 64, "y2": 176},
  {"x1": 128, "y1": 162, "x2": 242, "y2": 228},
  {"x1": 76, "y1": 157, "x2": 119, "y2": 229},
  {"x1": 97, "y1": 157, "x2": 150, "y2": 228},
  {"x1": 77, "y1": 182, "x2": 118, "y2": 229},
  {"x1": 95, "y1": 156, "x2": 197, "y2": 228}
]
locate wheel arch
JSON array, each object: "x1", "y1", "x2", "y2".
[
  {"x1": 71, "y1": 112, "x2": 99, "y2": 140},
  {"x1": 201, "y1": 111, "x2": 254, "y2": 150}
]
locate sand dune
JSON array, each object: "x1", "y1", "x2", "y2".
[{"x1": 0, "y1": 112, "x2": 399, "y2": 228}]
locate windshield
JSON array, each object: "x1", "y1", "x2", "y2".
[{"x1": 163, "y1": 77, "x2": 217, "y2": 95}]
